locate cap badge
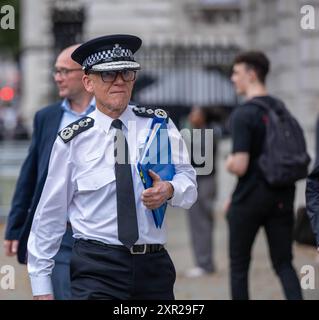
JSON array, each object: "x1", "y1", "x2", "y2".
[{"x1": 112, "y1": 44, "x2": 123, "y2": 57}]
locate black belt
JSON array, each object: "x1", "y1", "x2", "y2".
[{"x1": 83, "y1": 239, "x2": 165, "y2": 254}]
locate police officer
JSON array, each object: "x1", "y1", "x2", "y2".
[{"x1": 27, "y1": 34, "x2": 197, "y2": 300}]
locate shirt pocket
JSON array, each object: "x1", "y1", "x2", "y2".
[
  {"x1": 85, "y1": 148, "x2": 104, "y2": 162},
  {"x1": 76, "y1": 168, "x2": 115, "y2": 192}
]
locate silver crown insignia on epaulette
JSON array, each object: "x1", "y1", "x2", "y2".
[
  {"x1": 60, "y1": 127, "x2": 74, "y2": 140},
  {"x1": 154, "y1": 108, "x2": 167, "y2": 119}
]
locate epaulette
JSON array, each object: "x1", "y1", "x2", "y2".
[
  {"x1": 58, "y1": 117, "x2": 94, "y2": 143},
  {"x1": 132, "y1": 106, "x2": 169, "y2": 123}
]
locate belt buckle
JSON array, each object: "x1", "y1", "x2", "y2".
[{"x1": 130, "y1": 244, "x2": 147, "y2": 255}]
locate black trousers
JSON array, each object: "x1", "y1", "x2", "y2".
[
  {"x1": 70, "y1": 239, "x2": 176, "y2": 300},
  {"x1": 227, "y1": 183, "x2": 303, "y2": 300}
]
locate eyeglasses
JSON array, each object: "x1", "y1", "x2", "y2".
[
  {"x1": 91, "y1": 70, "x2": 137, "y2": 82},
  {"x1": 52, "y1": 68, "x2": 83, "y2": 78}
]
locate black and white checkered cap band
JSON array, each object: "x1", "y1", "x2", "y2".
[{"x1": 83, "y1": 49, "x2": 133, "y2": 69}]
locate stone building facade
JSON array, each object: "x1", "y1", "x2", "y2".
[
  {"x1": 20, "y1": 0, "x2": 243, "y2": 125},
  {"x1": 242, "y1": 0, "x2": 319, "y2": 160}
]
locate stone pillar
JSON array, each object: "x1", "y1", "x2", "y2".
[
  {"x1": 298, "y1": 0, "x2": 319, "y2": 160},
  {"x1": 20, "y1": 0, "x2": 52, "y2": 130}
]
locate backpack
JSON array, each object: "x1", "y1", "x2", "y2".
[{"x1": 249, "y1": 97, "x2": 310, "y2": 187}]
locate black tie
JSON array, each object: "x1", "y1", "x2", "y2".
[{"x1": 112, "y1": 119, "x2": 139, "y2": 248}]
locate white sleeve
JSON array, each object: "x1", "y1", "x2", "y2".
[
  {"x1": 167, "y1": 119, "x2": 198, "y2": 209},
  {"x1": 27, "y1": 137, "x2": 74, "y2": 296}
]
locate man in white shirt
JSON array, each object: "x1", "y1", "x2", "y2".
[{"x1": 27, "y1": 34, "x2": 197, "y2": 300}]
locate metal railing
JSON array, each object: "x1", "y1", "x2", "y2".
[{"x1": 133, "y1": 43, "x2": 239, "y2": 108}]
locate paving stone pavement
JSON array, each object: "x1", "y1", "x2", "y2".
[{"x1": 0, "y1": 207, "x2": 319, "y2": 300}]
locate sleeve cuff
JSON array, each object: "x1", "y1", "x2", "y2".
[
  {"x1": 167, "y1": 180, "x2": 182, "y2": 207},
  {"x1": 4, "y1": 229, "x2": 21, "y2": 240},
  {"x1": 30, "y1": 275, "x2": 53, "y2": 297}
]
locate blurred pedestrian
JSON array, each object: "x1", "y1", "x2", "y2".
[
  {"x1": 305, "y1": 108, "x2": 319, "y2": 253},
  {"x1": 226, "y1": 51, "x2": 303, "y2": 300},
  {"x1": 13, "y1": 116, "x2": 29, "y2": 140},
  {"x1": 305, "y1": 106, "x2": 319, "y2": 270},
  {"x1": 315, "y1": 116, "x2": 319, "y2": 166},
  {"x1": 0, "y1": 117, "x2": 4, "y2": 140},
  {"x1": 184, "y1": 106, "x2": 217, "y2": 277},
  {"x1": 3, "y1": 44, "x2": 95, "y2": 300}
]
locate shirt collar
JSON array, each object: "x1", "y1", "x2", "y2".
[
  {"x1": 93, "y1": 104, "x2": 135, "y2": 134},
  {"x1": 118, "y1": 104, "x2": 134, "y2": 131},
  {"x1": 61, "y1": 97, "x2": 96, "y2": 116}
]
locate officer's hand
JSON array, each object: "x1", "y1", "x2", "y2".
[
  {"x1": 141, "y1": 170, "x2": 174, "y2": 210},
  {"x1": 33, "y1": 294, "x2": 54, "y2": 300},
  {"x1": 4, "y1": 240, "x2": 19, "y2": 256}
]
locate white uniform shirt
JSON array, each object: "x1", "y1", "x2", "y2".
[{"x1": 27, "y1": 105, "x2": 197, "y2": 296}]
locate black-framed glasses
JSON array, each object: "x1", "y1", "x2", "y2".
[
  {"x1": 52, "y1": 68, "x2": 83, "y2": 78},
  {"x1": 92, "y1": 70, "x2": 137, "y2": 82}
]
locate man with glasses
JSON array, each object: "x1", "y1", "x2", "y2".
[
  {"x1": 27, "y1": 34, "x2": 197, "y2": 300},
  {"x1": 4, "y1": 44, "x2": 95, "y2": 300}
]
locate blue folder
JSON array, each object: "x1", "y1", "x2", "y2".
[{"x1": 137, "y1": 117, "x2": 175, "y2": 228}]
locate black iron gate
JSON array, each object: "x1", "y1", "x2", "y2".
[
  {"x1": 49, "y1": 5, "x2": 85, "y2": 101},
  {"x1": 51, "y1": 6, "x2": 85, "y2": 55},
  {"x1": 133, "y1": 43, "x2": 239, "y2": 108}
]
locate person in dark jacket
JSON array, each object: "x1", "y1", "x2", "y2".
[
  {"x1": 306, "y1": 166, "x2": 319, "y2": 251},
  {"x1": 3, "y1": 44, "x2": 95, "y2": 299}
]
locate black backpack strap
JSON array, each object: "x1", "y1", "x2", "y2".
[
  {"x1": 249, "y1": 97, "x2": 271, "y2": 110},
  {"x1": 247, "y1": 97, "x2": 287, "y2": 115}
]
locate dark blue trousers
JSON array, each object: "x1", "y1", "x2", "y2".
[{"x1": 70, "y1": 239, "x2": 176, "y2": 300}]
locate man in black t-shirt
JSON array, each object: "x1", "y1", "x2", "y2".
[{"x1": 226, "y1": 51, "x2": 302, "y2": 300}]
